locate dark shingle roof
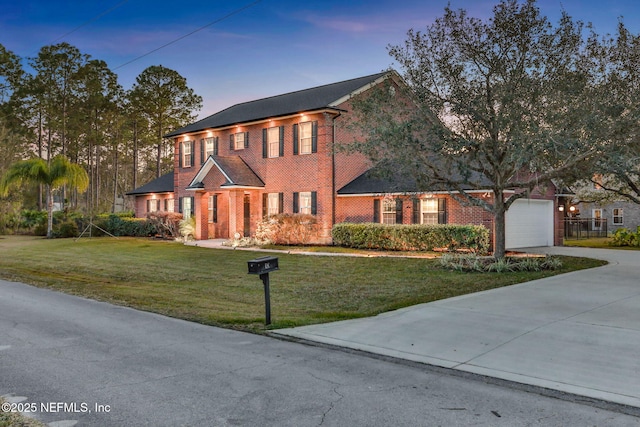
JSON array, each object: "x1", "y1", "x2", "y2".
[
  {"x1": 126, "y1": 172, "x2": 174, "y2": 195},
  {"x1": 338, "y1": 167, "x2": 492, "y2": 195},
  {"x1": 166, "y1": 72, "x2": 388, "y2": 137},
  {"x1": 186, "y1": 156, "x2": 264, "y2": 189},
  {"x1": 212, "y1": 156, "x2": 264, "y2": 188}
]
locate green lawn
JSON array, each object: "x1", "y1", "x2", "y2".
[
  {"x1": 0, "y1": 236, "x2": 606, "y2": 332},
  {"x1": 564, "y1": 237, "x2": 640, "y2": 250}
]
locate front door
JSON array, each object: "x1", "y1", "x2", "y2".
[{"x1": 243, "y1": 194, "x2": 251, "y2": 237}]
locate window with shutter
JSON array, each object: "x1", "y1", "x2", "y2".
[
  {"x1": 267, "y1": 127, "x2": 280, "y2": 158},
  {"x1": 204, "y1": 137, "x2": 216, "y2": 160},
  {"x1": 296, "y1": 121, "x2": 317, "y2": 154},
  {"x1": 382, "y1": 199, "x2": 396, "y2": 224},
  {"x1": 421, "y1": 198, "x2": 438, "y2": 224},
  {"x1": 299, "y1": 192, "x2": 312, "y2": 215},
  {"x1": 181, "y1": 141, "x2": 193, "y2": 167},
  {"x1": 266, "y1": 193, "x2": 279, "y2": 216},
  {"x1": 183, "y1": 197, "x2": 192, "y2": 219},
  {"x1": 232, "y1": 132, "x2": 245, "y2": 150}
]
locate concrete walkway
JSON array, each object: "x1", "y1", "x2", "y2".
[{"x1": 274, "y1": 246, "x2": 640, "y2": 408}]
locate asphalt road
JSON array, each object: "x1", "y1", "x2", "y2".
[{"x1": 1, "y1": 279, "x2": 638, "y2": 426}]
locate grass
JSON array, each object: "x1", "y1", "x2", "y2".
[
  {"x1": 564, "y1": 237, "x2": 640, "y2": 250},
  {"x1": 0, "y1": 397, "x2": 47, "y2": 427},
  {"x1": 0, "y1": 236, "x2": 606, "y2": 333}
]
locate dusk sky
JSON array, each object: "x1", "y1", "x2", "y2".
[{"x1": 2, "y1": 0, "x2": 640, "y2": 119}]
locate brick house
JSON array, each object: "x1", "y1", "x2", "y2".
[{"x1": 128, "y1": 71, "x2": 564, "y2": 249}]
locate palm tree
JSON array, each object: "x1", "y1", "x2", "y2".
[{"x1": 1, "y1": 155, "x2": 89, "y2": 237}]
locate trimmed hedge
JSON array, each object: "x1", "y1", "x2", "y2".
[
  {"x1": 332, "y1": 223, "x2": 490, "y2": 253},
  {"x1": 92, "y1": 214, "x2": 158, "y2": 237}
]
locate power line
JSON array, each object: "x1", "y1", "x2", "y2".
[
  {"x1": 49, "y1": 0, "x2": 131, "y2": 45},
  {"x1": 113, "y1": 0, "x2": 262, "y2": 71}
]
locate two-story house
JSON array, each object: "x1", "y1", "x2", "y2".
[{"x1": 128, "y1": 71, "x2": 564, "y2": 249}]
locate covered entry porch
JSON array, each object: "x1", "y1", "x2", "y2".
[{"x1": 186, "y1": 155, "x2": 265, "y2": 241}]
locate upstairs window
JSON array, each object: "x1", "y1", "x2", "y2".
[
  {"x1": 299, "y1": 122, "x2": 313, "y2": 154},
  {"x1": 202, "y1": 137, "x2": 217, "y2": 162},
  {"x1": 268, "y1": 127, "x2": 279, "y2": 158},
  {"x1": 262, "y1": 126, "x2": 284, "y2": 158},
  {"x1": 230, "y1": 132, "x2": 249, "y2": 150},
  {"x1": 293, "y1": 121, "x2": 317, "y2": 155},
  {"x1": 613, "y1": 208, "x2": 623, "y2": 225},
  {"x1": 180, "y1": 141, "x2": 194, "y2": 167}
]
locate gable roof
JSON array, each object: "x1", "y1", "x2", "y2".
[
  {"x1": 165, "y1": 72, "x2": 389, "y2": 137},
  {"x1": 186, "y1": 155, "x2": 264, "y2": 190},
  {"x1": 126, "y1": 172, "x2": 174, "y2": 195}
]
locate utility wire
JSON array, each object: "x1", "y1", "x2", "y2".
[
  {"x1": 113, "y1": 0, "x2": 262, "y2": 71},
  {"x1": 49, "y1": 0, "x2": 131, "y2": 45}
]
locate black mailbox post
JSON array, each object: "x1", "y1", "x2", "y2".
[{"x1": 248, "y1": 256, "x2": 279, "y2": 325}]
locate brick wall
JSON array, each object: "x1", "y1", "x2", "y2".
[
  {"x1": 172, "y1": 108, "x2": 371, "y2": 242},
  {"x1": 132, "y1": 194, "x2": 175, "y2": 218}
]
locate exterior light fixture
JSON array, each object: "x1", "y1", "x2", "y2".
[
  {"x1": 569, "y1": 206, "x2": 576, "y2": 212},
  {"x1": 558, "y1": 205, "x2": 564, "y2": 212}
]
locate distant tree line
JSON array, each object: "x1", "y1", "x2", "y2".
[{"x1": 0, "y1": 42, "x2": 202, "y2": 223}]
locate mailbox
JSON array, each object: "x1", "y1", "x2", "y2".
[
  {"x1": 248, "y1": 256, "x2": 279, "y2": 275},
  {"x1": 247, "y1": 256, "x2": 279, "y2": 326}
]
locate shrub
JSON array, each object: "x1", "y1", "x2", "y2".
[
  {"x1": 147, "y1": 211, "x2": 183, "y2": 238},
  {"x1": 611, "y1": 227, "x2": 640, "y2": 247},
  {"x1": 439, "y1": 254, "x2": 562, "y2": 272},
  {"x1": 94, "y1": 214, "x2": 157, "y2": 237},
  {"x1": 19, "y1": 209, "x2": 48, "y2": 235},
  {"x1": 179, "y1": 216, "x2": 196, "y2": 241},
  {"x1": 255, "y1": 214, "x2": 319, "y2": 245},
  {"x1": 332, "y1": 223, "x2": 490, "y2": 253},
  {"x1": 54, "y1": 220, "x2": 79, "y2": 238}
]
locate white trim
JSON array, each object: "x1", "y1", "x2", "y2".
[
  {"x1": 336, "y1": 190, "x2": 515, "y2": 197},
  {"x1": 220, "y1": 185, "x2": 264, "y2": 190},
  {"x1": 329, "y1": 73, "x2": 394, "y2": 107},
  {"x1": 171, "y1": 109, "x2": 341, "y2": 140},
  {"x1": 187, "y1": 156, "x2": 230, "y2": 188}
]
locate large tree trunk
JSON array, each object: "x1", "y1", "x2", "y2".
[{"x1": 493, "y1": 189, "x2": 507, "y2": 259}]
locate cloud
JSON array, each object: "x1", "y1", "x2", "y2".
[{"x1": 288, "y1": 8, "x2": 436, "y2": 39}]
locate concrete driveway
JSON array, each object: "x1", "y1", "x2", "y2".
[{"x1": 274, "y1": 246, "x2": 640, "y2": 408}]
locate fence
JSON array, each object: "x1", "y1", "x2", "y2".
[{"x1": 564, "y1": 218, "x2": 608, "y2": 239}]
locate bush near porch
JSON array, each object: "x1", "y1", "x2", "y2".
[
  {"x1": 332, "y1": 223, "x2": 490, "y2": 253},
  {"x1": 255, "y1": 213, "x2": 319, "y2": 245}
]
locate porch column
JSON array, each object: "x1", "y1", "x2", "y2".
[
  {"x1": 194, "y1": 191, "x2": 208, "y2": 240},
  {"x1": 228, "y1": 190, "x2": 238, "y2": 238}
]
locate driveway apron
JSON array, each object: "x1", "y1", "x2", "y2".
[{"x1": 274, "y1": 247, "x2": 640, "y2": 408}]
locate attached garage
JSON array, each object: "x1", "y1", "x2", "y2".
[{"x1": 505, "y1": 199, "x2": 554, "y2": 249}]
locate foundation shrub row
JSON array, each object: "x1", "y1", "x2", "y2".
[{"x1": 332, "y1": 223, "x2": 490, "y2": 253}]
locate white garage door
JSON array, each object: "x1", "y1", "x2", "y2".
[{"x1": 505, "y1": 199, "x2": 554, "y2": 249}]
